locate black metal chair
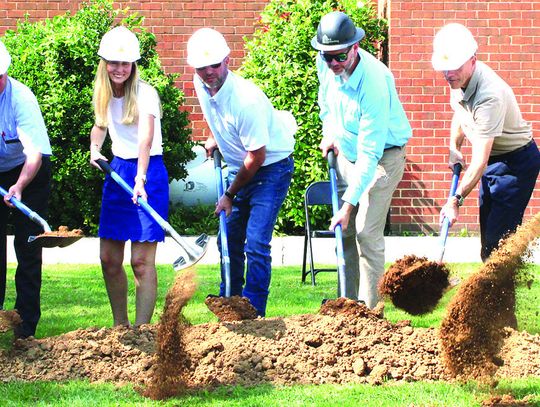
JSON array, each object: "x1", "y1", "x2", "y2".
[{"x1": 301, "y1": 181, "x2": 336, "y2": 285}]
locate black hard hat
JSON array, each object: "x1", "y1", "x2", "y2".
[{"x1": 311, "y1": 11, "x2": 365, "y2": 51}]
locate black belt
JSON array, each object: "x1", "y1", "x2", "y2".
[
  {"x1": 510, "y1": 139, "x2": 534, "y2": 154},
  {"x1": 384, "y1": 145, "x2": 403, "y2": 152}
]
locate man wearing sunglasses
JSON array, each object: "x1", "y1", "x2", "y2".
[
  {"x1": 187, "y1": 28, "x2": 296, "y2": 317},
  {"x1": 311, "y1": 11, "x2": 412, "y2": 309}
]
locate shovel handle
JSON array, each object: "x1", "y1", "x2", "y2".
[
  {"x1": 212, "y1": 149, "x2": 232, "y2": 297},
  {"x1": 0, "y1": 186, "x2": 51, "y2": 232},
  {"x1": 327, "y1": 149, "x2": 347, "y2": 298},
  {"x1": 95, "y1": 158, "x2": 174, "y2": 237},
  {"x1": 439, "y1": 162, "x2": 463, "y2": 261}
]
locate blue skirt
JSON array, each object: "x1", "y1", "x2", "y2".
[{"x1": 98, "y1": 156, "x2": 169, "y2": 242}]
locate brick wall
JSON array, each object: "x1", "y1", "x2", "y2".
[
  {"x1": 2, "y1": 1, "x2": 539, "y2": 234},
  {"x1": 389, "y1": 0, "x2": 540, "y2": 233}
]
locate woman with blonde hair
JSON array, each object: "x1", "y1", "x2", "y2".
[{"x1": 89, "y1": 26, "x2": 168, "y2": 327}]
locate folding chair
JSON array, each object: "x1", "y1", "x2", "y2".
[{"x1": 301, "y1": 181, "x2": 336, "y2": 285}]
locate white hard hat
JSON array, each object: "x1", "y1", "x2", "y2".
[
  {"x1": 0, "y1": 40, "x2": 11, "y2": 74},
  {"x1": 98, "y1": 26, "x2": 141, "y2": 62},
  {"x1": 432, "y1": 23, "x2": 478, "y2": 71},
  {"x1": 187, "y1": 28, "x2": 230, "y2": 69}
]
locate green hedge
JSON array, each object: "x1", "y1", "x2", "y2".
[
  {"x1": 239, "y1": 0, "x2": 387, "y2": 234},
  {"x1": 2, "y1": 0, "x2": 193, "y2": 234}
]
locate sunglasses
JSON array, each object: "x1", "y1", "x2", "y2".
[
  {"x1": 196, "y1": 62, "x2": 222, "y2": 71},
  {"x1": 320, "y1": 47, "x2": 351, "y2": 63}
]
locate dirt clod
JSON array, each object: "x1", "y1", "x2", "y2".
[
  {"x1": 481, "y1": 394, "x2": 534, "y2": 406},
  {"x1": 0, "y1": 310, "x2": 21, "y2": 333},
  {"x1": 379, "y1": 254, "x2": 450, "y2": 315},
  {"x1": 204, "y1": 295, "x2": 258, "y2": 322}
]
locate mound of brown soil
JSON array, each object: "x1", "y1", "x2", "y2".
[
  {"x1": 39, "y1": 226, "x2": 84, "y2": 237},
  {"x1": 204, "y1": 295, "x2": 258, "y2": 322},
  {"x1": 1, "y1": 312, "x2": 538, "y2": 394},
  {"x1": 440, "y1": 213, "x2": 540, "y2": 380},
  {"x1": 379, "y1": 255, "x2": 450, "y2": 315}
]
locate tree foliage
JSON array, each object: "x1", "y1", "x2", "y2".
[{"x1": 2, "y1": 0, "x2": 193, "y2": 233}]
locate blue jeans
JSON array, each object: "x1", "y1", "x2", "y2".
[
  {"x1": 218, "y1": 155, "x2": 293, "y2": 316},
  {"x1": 480, "y1": 140, "x2": 540, "y2": 261}
]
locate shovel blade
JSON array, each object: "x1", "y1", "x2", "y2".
[
  {"x1": 172, "y1": 233, "x2": 210, "y2": 271},
  {"x1": 27, "y1": 235, "x2": 83, "y2": 248}
]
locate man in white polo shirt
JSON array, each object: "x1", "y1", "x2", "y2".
[
  {"x1": 187, "y1": 28, "x2": 296, "y2": 317},
  {"x1": 0, "y1": 39, "x2": 52, "y2": 338},
  {"x1": 432, "y1": 23, "x2": 540, "y2": 261}
]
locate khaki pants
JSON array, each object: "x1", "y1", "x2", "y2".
[{"x1": 336, "y1": 147, "x2": 406, "y2": 308}]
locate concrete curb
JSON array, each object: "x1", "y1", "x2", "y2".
[{"x1": 7, "y1": 235, "x2": 540, "y2": 266}]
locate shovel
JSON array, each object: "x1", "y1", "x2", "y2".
[
  {"x1": 327, "y1": 149, "x2": 347, "y2": 298},
  {"x1": 378, "y1": 162, "x2": 463, "y2": 315},
  {"x1": 95, "y1": 159, "x2": 209, "y2": 271},
  {"x1": 212, "y1": 149, "x2": 232, "y2": 297},
  {"x1": 0, "y1": 186, "x2": 83, "y2": 248},
  {"x1": 438, "y1": 162, "x2": 463, "y2": 262}
]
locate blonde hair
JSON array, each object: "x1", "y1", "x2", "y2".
[{"x1": 92, "y1": 59, "x2": 140, "y2": 127}]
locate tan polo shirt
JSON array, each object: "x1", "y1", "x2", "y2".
[{"x1": 451, "y1": 61, "x2": 532, "y2": 156}]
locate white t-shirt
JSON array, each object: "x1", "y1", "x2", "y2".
[
  {"x1": 194, "y1": 71, "x2": 296, "y2": 172},
  {"x1": 108, "y1": 81, "x2": 163, "y2": 159}
]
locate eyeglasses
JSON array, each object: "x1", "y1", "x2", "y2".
[
  {"x1": 196, "y1": 62, "x2": 222, "y2": 71},
  {"x1": 320, "y1": 47, "x2": 351, "y2": 63}
]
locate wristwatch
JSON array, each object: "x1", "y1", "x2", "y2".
[
  {"x1": 224, "y1": 190, "x2": 235, "y2": 200},
  {"x1": 453, "y1": 193, "x2": 464, "y2": 207}
]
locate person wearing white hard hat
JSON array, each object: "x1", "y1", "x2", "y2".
[
  {"x1": 432, "y1": 23, "x2": 540, "y2": 264},
  {"x1": 0, "y1": 39, "x2": 52, "y2": 339},
  {"x1": 311, "y1": 11, "x2": 412, "y2": 308},
  {"x1": 187, "y1": 28, "x2": 296, "y2": 317},
  {"x1": 89, "y1": 26, "x2": 168, "y2": 327}
]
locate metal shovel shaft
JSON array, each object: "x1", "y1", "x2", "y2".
[
  {"x1": 213, "y1": 149, "x2": 232, "y2": 298},
  {"x1": 95, "y1": 159, "x2": 207, "y2": 269},
  {"x1": 327, "y1": 150, "x2": 347, "y2": 298},
  {"x1": 0, "y1": 186, "x2": 51, "y2": 232},
  {"x1": 438, "y1": 163, "x2": 463, "y2": 262}
]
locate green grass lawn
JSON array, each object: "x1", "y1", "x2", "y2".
[{"x1": 1, "y1": 261, "x2": 539, "y2": 406}]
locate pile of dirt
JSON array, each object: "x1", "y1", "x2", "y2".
[
  {"x1": 379, "y1": 255, "x2": 450, "y2": 315},
  {"x1": 440, "y1": 213, "x2": 540, "y2": 380},
  {"x1": 38, "y1": 225, "x2": 84, "y2": 237},
  {"x1": 1, "y1": 306, "x2": 538, "y2": 393}
]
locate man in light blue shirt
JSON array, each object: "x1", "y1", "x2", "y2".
[
  {"x1": 312, "y1": 12, "x2": 412, "y2": 308},
  {"x1": 0, "y1": 39, "x2": 52, "y2": 338}
]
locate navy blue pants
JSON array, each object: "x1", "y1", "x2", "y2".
[
  {"x1": 480, "y1": 140, "x2": 540, "y2": 261},
  {"x1": 0, "y1": 157, "x2": 51, "y2": 337}
]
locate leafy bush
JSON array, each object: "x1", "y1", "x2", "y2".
[
  {"x1": 168, "y1": 204, "x2": 219, "y2": 236},
  {"x1": 239, "y1": 0, "x2": 387, "y2": 234},
  {"x1": 2, "y1": 0, "x2": 193, "y2": 234}
]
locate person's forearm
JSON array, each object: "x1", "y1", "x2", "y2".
[
  {"x1": 15, "y1": 153, "x2": 42, "y2": 191},
  {"x1": 227, "y1": 148, "x2": 265, "y2": 196},
  {"x1": 450, "y1": 114, "x2": 465, "y2": 151}
]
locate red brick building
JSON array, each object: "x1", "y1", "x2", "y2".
[{"x1": 2, "y1": 0, "x2": 539, "y2": 233}]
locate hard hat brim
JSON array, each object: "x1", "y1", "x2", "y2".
[
  {"x1": 311, "y1": 28, "x2": 365, "y2": 51},
  {"x1": 431, "y1": 52, "x2": 470, "y2": 71}
]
